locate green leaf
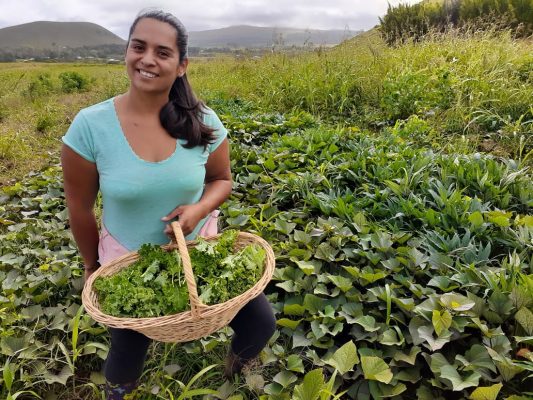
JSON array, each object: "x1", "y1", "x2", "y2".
[
  {"x1": 380, "y1": 327, "x2": 405, "y2": 346},
  {"x1": 293, "y1": 369, "x2": 324, "y2": 400},
  {"x1": 286, "y1": 354, "x2": 304, "y2": 373},
  {"x1": 468, "y1": 383, "x2": 503, "y2": 400},
  {"x1": 274, "y1": 219, "x2": 296, "y2": 235},
  {"x1": 277, "y1": 318, "x2": 301, "y2": 330},
  {"x1": 304, "y1": 294, "x2": 326, "y2": 313},
  {"x1": 315, "y1": 242, "x2": 338, "y2": 261},
  {"x1": 393, "y1": 346, "x2": 421, "y2": 365},
  {"x1": 328, "y1": 274, "x2": 353, "y2": 292},
  {"x1": 432, "y1": 310, "x2": 452, "y2": 336},
  {"x1": 456, "y1": 344, "x2": 496, "y2": 373},
  {"x1": 273, "y1": 370, "x2": 297, "y2": 388},
  {"x1": 3, "y1": 359, "x2": 14, "y2": 391},
  {"x1": 487, "y1": 210, "x2": 512, "y2": 227},
  {"x1": 439, "y1": 365, "x2": 481, "y2": 391},
  {"x1": 295, "y1": 260, "x2": 319, "y2": 276},
  {"x1": 284, "y1": 303, "x2": 306, "y2": 316},
  {"x1": 325, "y1": 340, "x2": 359, "y2": 374},
  {"x1": 468, "y1": 211, "x2": 484, "y2": 227},
  {"x1": 515, "y1": 307, "x2": 533, "y2": 335},
  {"x1": 353, "y1": 315, "x2": 380, "y2": 332},
  {"x1": 361, "y1": 356, "x2": 393, "y2": 384},
  {"x1": 439, "y1": 293, "x2": 475, "y2": 311},
  {"x1": 418, "y1": 325, "x2": 452, "y2": 351}
]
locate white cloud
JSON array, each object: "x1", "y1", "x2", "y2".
[{"x1": 0, "y1": 0, "x2": 423, "y2": 38}]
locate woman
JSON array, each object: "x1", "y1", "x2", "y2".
[{"x1": 61, "y1": 9, "x2": 275, "y2": 399}]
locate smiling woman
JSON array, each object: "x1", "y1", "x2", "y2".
[{"x1": 59, "y1": 8, "x2": 275, "y2": 400}]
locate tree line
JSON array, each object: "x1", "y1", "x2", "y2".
[{"x1": 379, "y1": 0, "x2": 533, "y2": 45}]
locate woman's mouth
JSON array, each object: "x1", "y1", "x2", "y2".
[{"x1": 138, "y1": 69, "x2": 158, "y2": 78}]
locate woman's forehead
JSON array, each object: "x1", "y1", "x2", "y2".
[{"x1": 130, "y1": 18, "x2": 178, "y2": 49}]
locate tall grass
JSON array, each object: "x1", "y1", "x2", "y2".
[{"x1": 0, "y1": 29, "x2": 532, "y2": 182}]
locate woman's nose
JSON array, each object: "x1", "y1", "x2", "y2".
[{"x1": 140, "y1": 51, "x2": 156, "y2": 66}]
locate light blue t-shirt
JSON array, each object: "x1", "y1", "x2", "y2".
[{"x1": 62, "y1": 97, "x2": 228, "y2": 250}]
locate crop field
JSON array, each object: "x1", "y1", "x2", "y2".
[{"x1": 0, "y1": 30, "x2": 532, "y2": 399}]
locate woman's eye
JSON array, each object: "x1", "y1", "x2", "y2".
[{"x1": 159, "y1": 52, "x2": 169, "y2": 58}]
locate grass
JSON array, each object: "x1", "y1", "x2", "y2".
[{"x1": 0, "y1": 29, "x2": 532, "y2": 183}]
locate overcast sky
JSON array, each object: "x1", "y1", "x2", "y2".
[{"x1": 0, "y1": 0, "x2": 422, "y2": 38}]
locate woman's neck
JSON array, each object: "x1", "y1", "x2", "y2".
[{"x1": 120, "y1": 88, "x2": 169, "y2": 116}]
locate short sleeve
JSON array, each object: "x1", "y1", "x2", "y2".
[
  {"x1": 203, "y1": 108, "x2": 228, "y2": 154},
  {"x1": 62, "y1": 111, "x2": 96, "y2": 163}
]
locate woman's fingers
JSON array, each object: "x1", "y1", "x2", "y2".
[{"x1": 161, "y1": 205, "x2": 183, "y2": 222}]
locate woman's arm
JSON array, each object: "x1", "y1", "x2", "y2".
[
  {"x1": 61, "y1": 144, "x2": 100, "y2": 277},
  {"x1": 162, "y1": 138, "x2": 232, "y2": 235}
]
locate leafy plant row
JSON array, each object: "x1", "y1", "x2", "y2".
[{"x1": 219, "y1": 113, "x2": 533, "y2": 398}]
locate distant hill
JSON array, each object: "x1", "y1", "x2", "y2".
[
  {"x1": 0, "y1": 21, "x2": 126, "y2": 50},
  {"x1": 0, "y1": 21, "x2": 362, "y2": 61},
  {"x1": 188, "y1": 25, "x2": 362, "y2": 48}
]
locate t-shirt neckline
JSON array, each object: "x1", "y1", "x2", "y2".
[{"x1": 109, "y1": 96, "x2": 180, "y2": 165}]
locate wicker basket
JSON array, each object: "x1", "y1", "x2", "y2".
[{"x1": 82, "y1": 222, "x2": 275, "y2": 342}]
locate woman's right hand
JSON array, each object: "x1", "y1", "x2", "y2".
[{"x1": 84, "y1": 264, "x2": 100, "y2": 281}]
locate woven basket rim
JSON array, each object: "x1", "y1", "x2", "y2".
[{"x1": 82, "y1": 230, "x2": 275, "y2": 329}]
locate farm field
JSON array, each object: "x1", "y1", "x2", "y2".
[{"x1": 0, "y1": 30, "x2": 532, "y2": 399}]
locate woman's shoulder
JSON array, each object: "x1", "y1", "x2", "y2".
[{"x1": 76, "y1": 97, "x2": 115, "y2": 121}]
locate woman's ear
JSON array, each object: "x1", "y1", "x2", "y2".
[{"x1": 177, "y1": 59, "x2": 189, "y2": 77}]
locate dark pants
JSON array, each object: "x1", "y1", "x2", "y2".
[{"x1": 104, "y1": 293, "x2": 276, "y2": 384}]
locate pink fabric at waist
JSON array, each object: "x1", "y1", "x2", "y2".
[{"x1": 98, "y1": 210, "x2": 220, "y2": 265}]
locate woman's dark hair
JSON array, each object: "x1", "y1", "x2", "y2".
[{"x1": 128, "y1": 9, "x2": 215, "y2": 149}]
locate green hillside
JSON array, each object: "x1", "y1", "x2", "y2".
[{"x1": 0, "y1": 21, "x2": 125, "y2": 50}]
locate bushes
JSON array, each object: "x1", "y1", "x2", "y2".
[{"x1": 59, "y1": 71, "x2": 90, "y2": 93}]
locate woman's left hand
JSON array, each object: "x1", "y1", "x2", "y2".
[{"x1": 162, "y1": 203, "x2": 208, "y2": 237}]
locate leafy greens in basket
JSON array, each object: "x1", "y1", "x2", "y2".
[{"x1": 93, "y1": 230, "x2": 266, "y2": 318}]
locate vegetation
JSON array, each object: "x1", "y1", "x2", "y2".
[
  {"x1": 94, "y1": 231, "x2": 265, "y2": 317},
  {"x1": 0, "y1": 24, "x2": 532, "y2": 399},
  {"x1": 379, "y1": 0, "x2": 533, "y2": 45}
]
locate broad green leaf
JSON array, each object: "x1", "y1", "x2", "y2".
[
  {"x1": 380, "y1": 327, "x2": 405, "y2": 346},
  {"x1": 487, "y1": 210, "x2": 511, "y2": 227},
  {"x1": 439, "y1": 293, "x2": 475, "y2": 311},
  {"x1": 295, "y1": 260, "x2": 320, "y2": 276},
  {"x1": 439, "y1": 365, "x2": 481, "y2": 391},
  {"x1": 511, "y1": 286, "x2": 532, "y2": 310},
  {"x1": 432, "y1": 310, "x2": 452, "y2": 336},
  {"x1": 370, "y1": 232, "x2": 393, "y2": 251},
  {"x1": 393, "y1": 346, "x2": 421, "y2": 365},
  {"x1": 368, "y1": 381, "x2": 407, "y2": 398},
  {"x1": 456, "y1": 344, "x2": 496, "y2": 373},
  {"x1": 418, "y1": 325, "x2": 452, "y2": 351},
  {"x1": 325, "y1": 340, "x2": 359, "y2": 374},
  {"x1": 328, "y1": 274, "x2": 353, "y2": 292},
  {"x1": 468, "y1": 211, "x2": 484, "y2": 227},
  {"x1": 286, "y1": 354, "x2": 304, "y2": 373},
  {"x1": 273, "y1": 370, "x2": 297, "y2": 388},
  {"x1": 515, "y1": 307, "x2": 533, "y2": 335},
  {"x1": 277, "y1": 318, "x2": 301, "y2": 330},
  {"x1": 304, "y1": 294, "x2": 326, "y2": 313},
  {"x1": 292, "y1": 330, "x2": 313, "y2": 348},
  {"x1": 284, "y1": 303, "x2": 306, "y2": 316},
  {"x1": 293, "y1": 230, "x2": 312, "y2": 244},
  {"x1": 293, "y1": 369, "x2": 324, "y2": 400},
  {"x1": 361, "y1": 356, "x2": 393, "y2": 384},
  {"x1": 274, "y1": 219, "x2": 296, "y2": 235},
  {"x1": 468, "y1": 383, "x2": 503, "y2": 400},
  {"x1": 315, "y1": 242, "x2": 339, "y2": 261},
  {"x1": 354, "y1": 315, "x2": 380, "y2": 332}
]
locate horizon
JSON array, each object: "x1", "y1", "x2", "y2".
[{"x1": 0, "y1": 0, "x2": 422, "y2": 40}]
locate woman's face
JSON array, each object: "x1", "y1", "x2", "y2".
[{"x1": 125, "y1": 18, "x2": 188, "y2": 95}]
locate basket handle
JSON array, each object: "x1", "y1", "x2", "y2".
[{"x1": 171, "y1": 221, "x2": 205, "y2": 318}]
